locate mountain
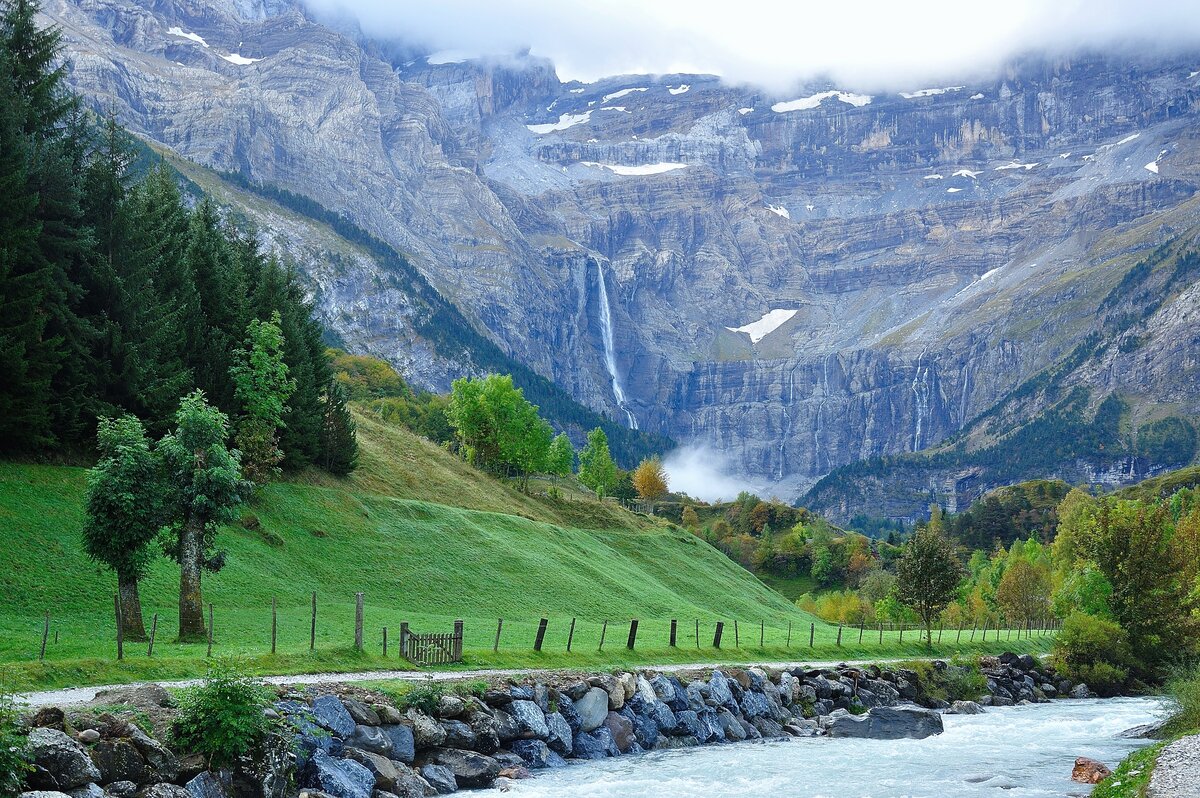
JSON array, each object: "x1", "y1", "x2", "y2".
[{"x1": 45, "y1": 0, "x2": 1200, "y2": 503}]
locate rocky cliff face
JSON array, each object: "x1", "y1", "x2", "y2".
[{"x1": 47, "y1": 0, "x2": 1200, "y2": 498}]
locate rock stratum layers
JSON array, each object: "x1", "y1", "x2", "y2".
[{"x1": 45, "y1": 0, "x2": 1200, "y2": 509}]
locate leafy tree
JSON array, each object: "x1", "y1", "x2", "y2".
[
  {"x1": 995, "y1": 558, "x2": 1051, "y2": 630},
  {"x1": 632, "y1": 456, "x2": 669, "y2": 509},
  {"x1": 1093, "y1": 499, "x2": 1197, "y2": 671},
  {"x1": 230, "y1": 311, "x2": 295, "y2": 484},
  {"x1": 681, "y1": 505, "x2": 700, "y2": 530},
  {"x1": 159, "y1": 391, "x2": 246, "y2": 641},
  {"x1": 83, "y1": 415, "x2": 163, "y2": 641},
  {"x1": 320, "y1": 380, "x2": 358, "y2": 476},
  {"x1": 1051, "y1": 488, "x2": 1099, "y2": 569},
  {"x1": 577, "y1": 427, "x2": 617, "y2": 498},
  {"x1": 895, "y1": 518, "x2": 966, "y2": 646},
  {"x1": 547, "y1": 433, "x2": 574, "y2": 480}
]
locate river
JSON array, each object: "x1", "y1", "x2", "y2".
[{"x1": 484, "y1": 698, "x2": 1162, "y2": 798}]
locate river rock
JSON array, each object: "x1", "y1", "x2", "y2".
[
  {"x1": 380, "y1": 726, "x2": 415, "y2": 764},
  {"x1": 67, "y1": 783, "x2": 104, "y2": 798},
  {"x1": 603, "y1": 713, "x2": 636, "y2": 754},
  {"x1": 75, "y1": 730, "x2": 100, "y2": 745},
  {"x1": 347, "y1": 726, "x2": 392, "y2": 757},
  {"x1": 27, "y1": 728, "x2": 102, "y2": 790},
  {"x1": 184, "y1": 771, "x2": 228, "y2": 798},
  {"x1": 373, "y1": 705, "x2": 403, "y2": 725},
  {"x1": 20, "y1": 792, "x2": 73, "y2": 798},
  {"x1": 491, "y1": 710, "x2": 519, "y2": 742},
  {"x1": 1071, "y1": 757, "x2": 1112, "y2": 783},
  {"x1": 716, "y1": 708, "x2": 746, "y2": 741},
  {"x1": 507, "y1": 701, "x2": 548, "y2": 739},
  {"x1": 417, "y1": 749, "x2": 499, "y2": 789},
  {"x1": 1070, "y1": 684, "x2": 1092, "y2": 699},
  {"x1": 823, "y1": 706, "x2": 944, "y2": 740},
  {"x1": 947, "y1": 701, "x2": 986, "y2": 715},
  {"x1": 106, "y1": 782, "x2": 138, "y2": 798},
  {"x1": 341, "y1": 701, "x2": 380, "y2": 727},
  {"x1": 740, "y1": 690, "x2": 771, "y2": 719},
  {"x1": 574, "y1": 688, "x2": 610, "y2": 733},
  {"x1": 509, "y1": 740, "x2": 566, "y2": 770},
  {"x1": 438, "y1": 721, "x2": 475, "y2": 750},
  {"x1": 570, "y1": 731, "x2": 607, "y2": 760},
  {"x1": 302, "y1": 750, "x2": 375, "y2": 798},
  {"x1": 544, "y1": 713, "x2": 572, "y2": 754},
  {"x1": 418, "y1": 765, "x2": 457, "y2": 795},
  {"x1": 312, "y1": 697, "x2": 356, "y2": 739},
  {"x1": 707, "y1": 672, "x2": 736, "y2": 711},
  {"x1": 405, "y1": 711, "x2": 446, "y2": 748},
  {"x1": 340, "y1": 750, "x2": 402, "y2": 793},
  {"x1": 90, "y1": 739, "x2": 147, "y2": 784}
]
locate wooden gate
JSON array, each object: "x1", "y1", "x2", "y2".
[{"x1": 401, "y1": 620, "x2": 463, "y2": 666}]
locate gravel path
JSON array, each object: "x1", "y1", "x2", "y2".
[
  {"x1": 15, "y1": 657, "x2": 916, "y2": 707},
  {"x1": 1150, "y1": 733, "x2": 1200, "y2": 798}
]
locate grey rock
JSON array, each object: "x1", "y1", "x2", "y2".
[
  {"x1": 405, "y1": 711, "x2": 446, "y2": 749},
  {"x1": 544, "y1": 713, "x2": 572, "y2": 755},
  {"x1": 26, "y1": 728, "x2": 102, "y2": 790},
  {"x1": 509, "y1": 740, "x2": 566, "y2": 770},
  {"x1": 437, "y1": 721, "x2": 475, "y2": 750},
  {"x1": 75, "y1": 731, "x2": 100, "y2": 745},
  {"x1": 341, "y1": 750, "x2": 404, "y2": 794},
  {"x1": 740, "y1": 690, "x2": 771, "y2": 719},
  {"x1": 347, "y1": 726, "x2": 393, "y2": 757},
  {"x1": 602, "y1": 712, "x2": 636, "y2": 754},
  {"x1": 138, "y1": 786, "x2": 192, "y2": 798},
  {"x1": 418, "y1": 765, "x2": 456, "y2": 795},
  {"x1": 716, "y1": 708, "x2": 746, "y2": 741},
  {"x1": 373, "y1": 706, "x2": 403, "y2": 725},
  {"x1": 380, "y1": 726, "x2": 415, "y2": 765},
  {"x1": 311, "y1": 697, "x2": 356, "y2": 739},
  {"x1": 20, "y1": 792, "x2": 73, "y2": 798},
  {"x1": 823, "y1": 706, "x2": 944, "y2": 740},
  {"x1": 417, "y1": 749, "x2": 499, "y2": 789},
  {"x1": 506, "y1": 701, "x2": 548, "y2": 739},
  {"x1": 185, "y1": 771, "x2": 228, "y2": 798},
  {"x1": 107, "y1": 783, "x2": 138, "y2": 798},
  {"x1": 1070, "y1": 684, "x2": 1093, "y2": 699},
  {"x1": 491, "y1": 710, "x2": 519, "y2": 742},
  {"x1": 435, "y1": 697, "x2": 464, "y2": 720},
  {"x1": 947, "y1": 701, "x2": 986, "y2": 715},
  {"x1": 574, "y1": 688, "x2": 610, "y2": 733},
  {"x1": 89, "y1": 739, "x2": 146, "y2": 784},
  {"x1": 342, "y1": 701, "x2": 380, "y2": 727},
  {"x1": 67, "y1": 784, "x2": 104, "y2": 798},
  {"x1": 303, "y1": 751, "x2": 375, "y2": 798}
]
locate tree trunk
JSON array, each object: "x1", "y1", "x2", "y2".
[
  {"x1": 178, "y1": 516, "x2": 207, "y2": 642},
  {"x1": 118, "y1": 573, "x2": 148, "y2": 642}
]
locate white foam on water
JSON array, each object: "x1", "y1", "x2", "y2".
[
  {"x1": 923, "y1": 174, "x2": 944, "y2": 180},
  {"x1": 952, "y1": 169, "x2": 981, "y2": 179}
]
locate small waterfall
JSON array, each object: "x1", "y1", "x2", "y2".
[
  {"x1": 778, "y1": 366, "x2": 797, "y2": 480},
  {"x1": 812, "y1": 353, "x2": 833, "y2": 473},
  {"x1": 911, "y1": 349, "x2": 931, "y2": 451},
  {"x1": 596, "y1": 262, "x2": 638, "y2": 430}
]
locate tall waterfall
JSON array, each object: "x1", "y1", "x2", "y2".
[
  {"x1": 596, "y1": 262, "x2": 638, "y2": 430},
  {"x1": 911, "y1": 350, "x2": 930, "y2": 451}
]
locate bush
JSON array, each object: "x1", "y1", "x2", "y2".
[
  {"x1": 1163, "y1": 665, "x2": 1200, "y2": 736},
  {"x1": 0, "y1": 694, "x2": 31, "y2": 798},
  {"x1": 1053, "y1": 612, "x2": 1135, "y2": 694},
  {"x1": 172, "y1": 658, "x2": 274, "y2": 767},
  {"x1": 393, "y1": 681, "x2": 446, "y2": 715}
]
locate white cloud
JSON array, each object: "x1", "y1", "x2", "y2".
[
  {"x1": 302, "y1": 0, "x2": 1200, "y2": 93},
  {"x1": 664, "y1": 445, "x2": 759, "y2": 503}
]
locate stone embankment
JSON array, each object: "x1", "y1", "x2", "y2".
[{"x1": 17, "y1": 653, "x2": 1092, "y2": 797}]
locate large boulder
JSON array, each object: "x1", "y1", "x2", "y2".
[
  {"x1": 311, "y1": 698, "x2": 356, "y2": 739},
  {"x1": 947, "y1": 701, "x2": 986, "y2": 715},
  {"x1": 823, "y1": 706, "x2": 944, "y2": 740},
  {"x1": 340, "y1": 701, "x2": 380, "y2": 727},
  {"x1": 418, "y1": 765, "x2": 456, "y2": 795},
  {"x1": 340, "y1": 749, "x2": 404, "y2": 794},
  {"x1": 506, "y1": 701, "x2": 548, "y2": 739},
  {"x1": 302, "y1": 750, "x2": 375, "y2": 798},
  {"x1": 544, "y1": 713, "x2": 572, "y2": 755},
  {"x1": 707, "y1": 672, "x2": 736, "y2": 711},
  {"x1": 1071, "y1": 757, "x2": 1112, "y2": 784},
  {"x1": 26, "y1": 728, "x2": 102, "y2": 790},
  {"x1": 346, "y1": 726, "x2": 392, "y2": 757},
  {"x1": 184, "y1": 771, "x2": 228, "y2": 798},
  {"x1": 649, "y1": 676, "x2": 688, "y2": 712},
  {"x1": 574, "y1": 689, "x2": 610, "y2": 733},
  {"x1": 437, "y1": 721, "x2": 475, "y2": 750},
  {"x1": 417, "y1": 749, "x2": 499, "y2": 790},
  {"x1": 490, "y1": 710, "x2": 519, "y2": 742},
  {"x1": 380, "y1": 726, "x2": 415, "y2": 765},
  {"x1": 404, "y1": 712, "x2": 446, "y2": 749},
  {"x1": 509, "y1": 740, "x2": 566, "y2": 770},
  {"x1": 137, "y1": 785, "x2": 191, "y2": 798},
  {"x1": 603, "y1": 713, "x2": 636, "y2": 754},
  {"x1": 89, "y1": 739, "x2": 146, "y2": 784}
]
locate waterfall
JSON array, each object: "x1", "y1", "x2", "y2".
[
  {"x1": 778, "y1": 366, "x2": 797, "y2": 480},
  {"x1": 911, "y1": 349, "x2": 930, "y2": 451},
  {"x1": 596, "y1": 262, "x2": 638, "y2": 430},
  {"x1": 812, "y1": 353, "x2": 833, "y2": 473}
]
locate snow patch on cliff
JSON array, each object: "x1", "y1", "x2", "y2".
[
  {"x1": 726, "y1": 309, "x2": 797, "y2": 343},
  {"x1": 771, "y1": 91, "x2": 871, "y2": 112},
  {"x1": 602, "y1": 87, "x2": 647, "y2": 103},
  {"x1": 581, "y1": 161, "x2": 687, "y2": 176},
  {"x1": 995, "y1": 161, "x2": 1039, "y2": 171},
  {"x1": 923, "y1": 174, "x2": 944, "y2": 180},
  {"x1": 952, "y1": 169, "x2": 981, "y2": 179},
  {"x1": 899, "y1": 86, "x2": 963, "y2": 98},
  {"x1": 167, "y1": 27, "x2": 208, "y2": 47},
  {"x1": 738, "y1": 107, "x2": 753, "y2": 115},
  {"x1": 766, "y1": 204, "x2": 790, "y2": 219},
  {"x1": 426, "y1": 50, "x2": 469, "y2": 64},
  {"x1": 527, "y1": 111, "x2": 592, "y2": 134},
  {"x1": 668, "y1": 84, "x2": 690, "y2": 94},
  {"x1": 220, "y1": 52, "x2": 261, "y2": 65},
  {"x1": 947, "y1": 187, "x2": 963, "y2": 193}
]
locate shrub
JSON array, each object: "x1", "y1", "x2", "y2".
[
  {"x1": 1053, "y1": 612, "x2": 1135, "y2": 694},
  {"x1": 0, "y1": 694, "x2": 31, "y2": 798},
  {"x1": 1163, "y1": 665, "x2": 1200, "y2": 736},
  {"x1": 393, "y1": 681, "x2": 446, "y2": 715},
  {"x1": 172, "y1": 658, "x2": 274, "y2": 767}
]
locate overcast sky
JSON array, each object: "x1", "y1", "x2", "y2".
[{"x1": 303, "y1": 0, "x2": 1200, "y2": 92}]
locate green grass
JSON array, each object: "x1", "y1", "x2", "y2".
[
  {"x1": 756, "y1": 573, "x2": 819, "y2": 602},
  {"x1": 0, "y1": 414, "x2": 1053, "y2": 692},
  {"x1": 1092, "y1": 740, "x2": 1167, "y2": 798}
]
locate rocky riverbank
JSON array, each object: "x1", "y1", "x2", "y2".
[{"x1": 16, "y1": 654, "x2": 1096, "y2": 798}]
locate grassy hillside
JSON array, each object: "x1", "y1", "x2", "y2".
[{"x1": 0, "y1": 412, "x2": 1050, "y2": 691}]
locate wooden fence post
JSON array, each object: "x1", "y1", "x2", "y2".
[
  {"x1": 669, "y1": 619, "x2": 677, "y2": 647},
  {"x1": 970, "y1": 623, "x2": 976, "y2": 641},
  {"x1": 493, "y1": 619, "x2": 503, "y2": 652},
  {"x1": 858, "y1": 622, "x2": 864, "y2": 645},
  {"x1": 310, "y1": 592, "x2": 317, "y2": 651},
  {"x1": 354, "y1": 592, "x2": 364, "y2": 651},
  {"x1": 938, "y1": 626, "x2": 943, "y2": 645},
  {"x1": 383, "y1": 627, "x2": 388, "y2": 657},
  {"x1": 809, "y1": 622, "x2": 815, "y2": 648},
  {"x1": 836, "y1": 624, "x2": 843, "y2": 647},
  {"x1": 879, "y1": 623, "x2": 883, "y2": 644},
  {"x1": 206, "y1": 603, "x2": 214, "y2": 657},
  {"x1": 734, "y1": 620, "x2": 740, "y2": 648},
  {"x1": 534, "y1": 618, "x2": 548, "y2": 652},
  {"x1": 599, "y1": 620, "x2": 608, "y2": 651},
  {"x1": 787, "y1": 621, "x2": 792, "y2": 648},
  {"x1": 957, "y1": 626, "x2": 962, "y2": 643},
  {"x1": 899, "y1": 625, "x2": 903, "y2": 644},
  {"x1": 759, "y1": 620, "x2": 764, "y2": 647},
  {"x1": 114, "y1": 593, "x2": 124, "y2": 661},
  {"x1": 147, "y1": 614, "x2": 158, "y2": 657},
  {"x1": 695, "y1": 619, "x2": 699, "y2": 649},
  {"x1": 39, "y1": 612, "x2": 48, "y2": 661},
  {"x1": 713, "y1": 621, "x2": 724, "y2": 649},
  {"x1": 454, "y1": 620, "x2": 463, "y2": 661},
  {"x1": 271, "y1": 597, "x2": 277, "y2": 655},
  {"x1": 567, "y1": 618, "x2": 576, "y2": 652},
  {"x1": 400, "y1": 622, "x2": 410, "y2": 658},
  {"x1": 627, "y1": 619, "x2": 638, "y2": 650}
]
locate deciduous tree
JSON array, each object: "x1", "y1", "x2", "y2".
[
  {"x1": 577, "y1": 427, "x2": 617, "y2": 498},
  {"x1": 895, "y1": 517, "x2": 965, "y2": 647},
  {"x1": 632, "y1": 455, "x2": 668, "y2": 510}
]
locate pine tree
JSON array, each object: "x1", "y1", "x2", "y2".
[
  {"x1": 185, "y1": 198, "x2": 246, "y2": 410},
  {"x1": 320, "y1": 380, "x2": 358, "y2": 476}
]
